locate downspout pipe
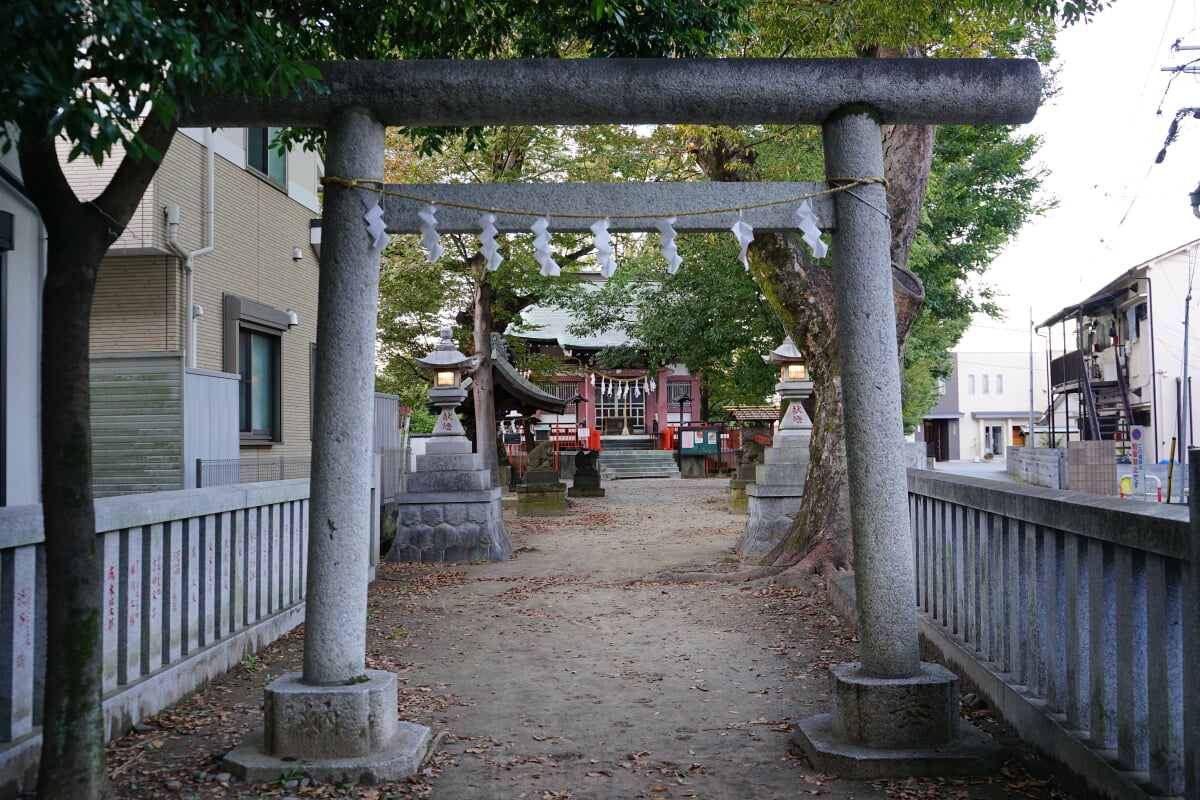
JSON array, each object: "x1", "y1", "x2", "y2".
[{"x1": 164, "y1": 128, "x2": 216, "y2": 369}]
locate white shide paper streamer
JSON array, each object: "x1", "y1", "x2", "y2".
[
  {"x1": 656, "y1": 217, "x2": 683, "y2": 274},
  {"x1": 794, "y1": 199, "x2": 828, "y2": 259},
  {"x1": 531, "y1": 217, "x2": 560, "y2": 276},
  {"x1": 418, "y1": 203, "x2": 443, "y2": 262},
  {"x1": 591, "y1": 218, "x2": 616, "y2": 278},
  {"x1": 478, "y1": 212, "x2": 503, "y2": 271},
  {"x1": 360, "y1": 191, "x2": 391, "y2": 252},
  {"x1": 731, "y1": 216, "x2": 754, "y2": 270}
]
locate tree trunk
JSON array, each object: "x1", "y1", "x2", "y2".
[
  {"x1": 752, "y1": 235, "x2": 852, "y2": 574},
  {"x1": 690, "y1": 111, "x2": 931, "y2": 575},
  {"x1": 18, "y1": 117, "x2": 175, "y2": 800},
  {"x1": 35, "y1": 204, "x2": 112, "y2": 800}
]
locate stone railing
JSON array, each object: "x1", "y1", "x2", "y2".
[
  {"x1": 0, "y1": 479, "x2": 335, "y2": 795},
  {"x1": 908, "y1": 470, "x2": 1196, "y2": 799}
]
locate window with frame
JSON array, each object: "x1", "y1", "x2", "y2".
[
  {"x1": 667, "y1": 382, "x2": 693, "y2": 404},
  {"x1": 538, "y1": 380, "x2": 581, "y2": 402},
  {"x1": 981, "y1": 374, "x2": 990, "y2": 394},
  {"x1": 967, "y1": 375, "x2": 975, "y2": 395},
  {"x1": 224, "y1": 295, "x2": 288, "y2": 444},
  {"x1": 247, "y1": 127, "x2": 287, "y2": 186},
  {"x1": 996, "y1": 374, "x2": 1003, "y2": 395}
]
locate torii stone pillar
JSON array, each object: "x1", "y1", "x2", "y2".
[
  {"x1": 224, "y1": 107, "x2": 431, "y2": 782},
  {"x1": 789, "y1": 110, "x2": 1001, "y2": 776}
]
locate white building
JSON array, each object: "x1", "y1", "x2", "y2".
[
  {"x1": 915, "y1": 351, "x2": 1048, "y2": 462},
  {"x1": 0, "y1": 149, "x2": 46, "y2": 507},
  {"x1": 1038, "y1": 238, "x2": 1200, "y2": 464}
]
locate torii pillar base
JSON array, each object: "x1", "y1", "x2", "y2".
[
  {"x1": 223, "y1": 671, "x2": 432, "y2": 784},
  {"x1": 793, "y1": 663, "x2": 1003, "y2": 778}
]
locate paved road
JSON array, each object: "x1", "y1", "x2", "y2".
[{"x1": 925, "y1": 459, "x2": 1016, "y2": 482}]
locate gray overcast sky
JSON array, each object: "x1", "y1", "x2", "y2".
[{"x1": 957, "y1": 0, "x2": 1200, "y2": 351}]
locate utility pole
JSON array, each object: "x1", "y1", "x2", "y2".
[
  {"x1": 1182, "y1": 287, "x2": 1192, "y2": 492},
  {"x1": 1029, "y1": 307, "x2": 1036, "y2": 449}
]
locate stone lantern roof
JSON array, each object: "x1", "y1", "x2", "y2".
[
  {"x1": 415, "y1": 328, "x2": 472, "y2": 371},
  {"x1": 763, "y1": 335, "x2": 804, "y2": 365}
]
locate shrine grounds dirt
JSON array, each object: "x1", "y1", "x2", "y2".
[{"x1": 98, "y1": 477, "x2": 1070, "y2": 800}]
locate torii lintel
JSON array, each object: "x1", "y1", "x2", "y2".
[
  {"x1": 180, "y1": 58, "x2": 1040, "y2": 129},
  {"x1": 378, "y1": 182, "x2": 834, "y2": 235}
]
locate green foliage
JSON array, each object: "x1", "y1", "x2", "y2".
[
  {"x1": 901, "y1": 123, "x2": 1051, "y2": 431},
  {"x1": 747, "y1": 0, "x2": 1097, "y2": 59},
  {"x1": 2, "y1": 0, "x2": 750, "y2": 164}
]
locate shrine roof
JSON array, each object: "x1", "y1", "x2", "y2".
[{"x1": 725, "y1": 406, "x2": 781, "y2": 422}]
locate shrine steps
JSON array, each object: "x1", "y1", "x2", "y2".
[{"x1": 598, "y1": 450, "x2": 681, "y2": 480}]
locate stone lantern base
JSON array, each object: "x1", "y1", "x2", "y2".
[{"x1": 386, "y1": 436, "x2": 514, "y2": 563}]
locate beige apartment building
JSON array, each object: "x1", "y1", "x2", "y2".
[{"x1": 64, "y1": 127, "x2": 323, "y2": 495}]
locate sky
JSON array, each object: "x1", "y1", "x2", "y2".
[{"x1": 956, "y1": 0, "x2": 1200, "y2": 352}]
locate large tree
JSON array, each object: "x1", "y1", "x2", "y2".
[
  {"x1": 556, "y1": 3, "x2": 1098, "y2": 578},
  {"x1": 715, "y1": 1, "x2": 1099, "y2": 576},
  {"x1": 1, "y1": 2, "x2": 748, "y2": 797}
]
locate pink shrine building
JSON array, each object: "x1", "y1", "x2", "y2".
[{"x1": 509, "y1": 273, "x2": 702, "y2": 447}]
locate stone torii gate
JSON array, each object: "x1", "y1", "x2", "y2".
[{"x1": 182, "y1": 58, "x2": 1040, "y2": 782}]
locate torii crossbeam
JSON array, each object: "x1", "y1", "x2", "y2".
[{"x1": 183, "y1": 57, "x2": 1041, "y2": 783}]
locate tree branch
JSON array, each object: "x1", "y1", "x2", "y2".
[{"x1": 94, "y1": 113, "x2": 179, "y2": 242}]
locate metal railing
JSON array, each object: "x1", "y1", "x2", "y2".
[
  {"x1": 909, "y1": 470, "x2": 1196, "y2": 798},
  {"x1": 196, "y1": 456, "x2": 311, "y2": 487}
]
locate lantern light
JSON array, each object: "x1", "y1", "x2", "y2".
[
  {"x1": 415, "y1": 328, "x2": 475, "y2": 439},
  {"x1": 415, "y1": 328, "x2": 473, "y2": 381},
  {"x1": 764, "y1": 335, "x2": 810, "y2": 386}
]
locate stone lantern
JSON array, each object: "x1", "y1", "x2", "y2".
[
  {"x1": 735, "y1": 335, "x2": 813, "y2": 558},
  {"x1": 416, "y1": 327, "x2": 474, "y2": 442},
  {"x1": 384, "y1": 329, "x2": 514, "y2": 564},
  {"x1": 765, "y1": 335, "x2": 813, "y2": 434}
]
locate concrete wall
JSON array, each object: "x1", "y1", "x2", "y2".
[{"x1": 1005, "y1": 445, "x2": 1066, "y2": 489}]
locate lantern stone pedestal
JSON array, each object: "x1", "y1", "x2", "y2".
[
  {"x1": 727, "y1": 477, "x2": 750, "y2": 514},
  {"x1": 737, "y1": 343, "x2": 813, "y2": 558},
  {"x1": 737, "y1": 431, "x2": 808, "y2": 556},
  {"x1": 516, "y1": 477, "x2": 568, "y2": 516},
  {"x1": 386, "y1": 437, "x2": 513, "y2": 563}
]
